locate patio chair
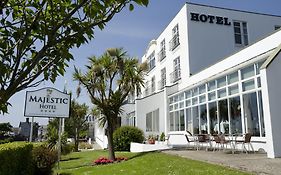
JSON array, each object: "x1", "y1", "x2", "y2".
[
  {"x1": 219, "y1": 134, "x2": 233, "y2": 153},
  {"x1": 212, "y1": 134, "x2": 222, "y2": 152},
  {"x1": 234, "y1": 133, "x2": 254, "y2": 154},
  {"x1": 196, "y1": 134, "x2": 211, "y2": 151}
]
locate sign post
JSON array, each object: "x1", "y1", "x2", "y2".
[
  {"x1": 24, "y1": 87, "x2": 71, "y2": 170},
  {"x1": 29, "y1": 117, "x2": 34, "y2": 142}
]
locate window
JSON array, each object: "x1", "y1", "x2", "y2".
[
  {"x1": 158, "y1": 39, "x2": 166, "y2": 61},
  {"x1": 233, "y1": 21, "x2": 248, "y2": 46},
  {"x1": 275, "y1": 25, "x2": 281, "y2": 30},
  {"x1": 169, "y1": 24, "x2": 180, "y2": 51},
  {"x1": 170, "y1": 110, "x2": 185, "y2": 131},
  {"x1": 159, "y1": 68, "x2": 166, "y2": 89},
  {"x1": 151, "y1": 76, "x2": 155, "y2": 93},
  {"x1": 146, "y1": 109, "x2": 159, "y2": 132},
  {"x1": 147, "y1": 51, "x2": 155, "y2": 71},
  {"x1": 170, "y1": 57, "x2": 181, "y2": 83}
]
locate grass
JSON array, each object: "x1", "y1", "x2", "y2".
[{"x1": 54, "y1": 150, "x2": 251, "y2": 175}]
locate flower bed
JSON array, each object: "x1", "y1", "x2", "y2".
[{"x1": 93, "y1": 156, "x2": 128, "y2": 165}]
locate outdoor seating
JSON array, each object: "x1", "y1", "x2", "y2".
[
  {"x1": 212, "y1": 134, "x2": 222, "y2": 152},
  {"x1": 196, "y1": 134, "x2": 211, "y2": 151},
  {"x1": 234, "y1": 133, "x2": 254, "y2": 153},
  {"x1": 219, "y1": 134, "x2": 234, "y2": 153}
]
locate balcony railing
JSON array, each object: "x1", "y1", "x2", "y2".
[
  {"x1": 158, "y1": 79, "x2": 166, "y2": 90},
  {"x1": 170, "y1": 68, "x2": 181, "y2": 83},
  {"x1": 169, "y1": 34, "x2": 180, "y2": 51},
  {"x1": 157, "y1": 49, "x2": 166, "y2": 62}
]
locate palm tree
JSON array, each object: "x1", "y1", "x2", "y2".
[{"x1": 73, "y1": 48, "x2": 147, "y2": 160}]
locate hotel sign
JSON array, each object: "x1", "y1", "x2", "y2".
[
  {"x1": 190, "y1": 12, "x2": 231, "y2": 26},
  {"x1": 24, "y1": 87, "x2": 71, "y2": 118}
]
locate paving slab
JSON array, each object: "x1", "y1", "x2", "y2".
[{"x1": 163, "y1": 149, "x2": 281, "y2": 175}]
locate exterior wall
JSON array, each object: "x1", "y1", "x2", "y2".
[
  {"x1": 136, "y1": 91, "x2": 165, "y2": 136},
  {"x1": 140, "y1": 4, "x2": 189, "y2": 96},
  {"x1": 94, "y1": 120, "x2": 108, "y2": 149},
  {"x1": 120, "y1": 103, "x2": 135, "y2": 125},
  {"x1": 261, "y1": 50, "x2": 281, "y2": 158},
  {"x1": 186, "y1": 3, "x2": 281, "y2": 76}
]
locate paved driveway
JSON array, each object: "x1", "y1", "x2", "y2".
[{"x1": 163, "y1": 149, "x2": 281, "y2": 175}]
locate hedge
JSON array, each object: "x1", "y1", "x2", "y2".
[
  {"x1": 0, "y1": 142, "x2": 33, "y2": 175},
  {"x1": 113, "y1": 126, "x2": 145, "y2": 151}
]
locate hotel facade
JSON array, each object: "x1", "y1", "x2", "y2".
[{"x1": 94, "y1": 3, "x2": 281, "y2": 158}]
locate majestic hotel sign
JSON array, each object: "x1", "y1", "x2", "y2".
[
  {"x1": 24, "y1": 87, "x2": 71, "y2": 118},
  {"x1": 190, "y1": 12, "x2": 231, "y2": 26}
]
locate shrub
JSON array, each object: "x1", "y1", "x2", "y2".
[
  {"x1": 113, "y1": 126, "x2": 144, "y2": 151},
  {"x1": 32, "y1": 144, "x2": 58, "y2": 175},
  {"x1": 160, "y1": 132, "x2": 165, "y2": 141},
  {"x1": 0, "y1": 142, "x2": 33, "y2": 175},
  {"x1": 78, "y1": 142, "x2": 93, "y2": 150},
  {"x1": 62, "y1": 143, "x2": 75, "y2": 155}
]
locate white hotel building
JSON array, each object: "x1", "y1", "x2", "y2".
[{"x1": 94, "y1": 3, "x2": 281, "y2": 158}]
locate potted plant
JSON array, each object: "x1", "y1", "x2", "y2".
[
  {"x1": 159, "y1": 132, "x2": 165, "y2": 144},
  {"x1": 148, "y1": 135, "x2": 155, "y2": 144}
]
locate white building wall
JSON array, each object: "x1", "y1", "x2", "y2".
[
  {"x1": 181, "y1": 30, "x2": 281, "y2": 89},
  {"x1": 186, "y1": 3, "x2": 281, "y2": 76},
  {"x1": 136, "y1": 91, "x2": 165, "y2": 136},
  {"x1": 261, "y1": 48, "x2": 281, "y2": 158}
]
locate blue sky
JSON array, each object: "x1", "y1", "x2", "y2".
[{"x1": 2, "y1": 0, "x2": 281, "y2": 127}]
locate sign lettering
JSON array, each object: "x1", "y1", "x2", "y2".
[{"x1": 190, "y1": 12, "x2": 231, "y2": 26}]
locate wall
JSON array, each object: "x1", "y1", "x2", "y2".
[
  {"x1": 136, "y1": 91, "x2": 165, "y2": 136},
  {"x1": 187, "y1": 3, "x2": 281, "y2": 76},
  {"x1": 261, "y1": 48, "x2": 281, "y2": 158}
]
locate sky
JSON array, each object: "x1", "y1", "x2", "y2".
[{"x1": 2, "y1": 0, "x2": 281, "y2": 127}]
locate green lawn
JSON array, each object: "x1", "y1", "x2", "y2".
[{"x1": 55, "y1": 150, "x2": 251, "y2": 175}]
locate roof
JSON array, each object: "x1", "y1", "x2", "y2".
[{"x1": 261, "y1": 43, "x2": 281, "y2": 69}]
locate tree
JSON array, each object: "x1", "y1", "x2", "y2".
[
  {"x1": 0, "y1": 0, "x2": 149, "y2": 114},
  {"x1": 74, "y1": 48, "x2": 147, "y2": 160},
  {"x1": 0, "y1": 122, "x2": 12, "y2": 137},
  {"x1": 65, "y1": 100, "x2": 89, "y2": 152}
]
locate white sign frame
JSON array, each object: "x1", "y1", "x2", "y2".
[{"x1": 24, "y1": 87, "x2": 71, "y2": 118}]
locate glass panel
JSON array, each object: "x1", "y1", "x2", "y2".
[
  {"x1": 209, "y1": 102, "x2": 218, "y2": 135},
  {"x1": 228, "y1": 72, "x2": 238, "y2": 84},
  {"x1": 169, "y1": 112, "x2": 174, "y2": 131},
  {"x1": 174, "y1": 95, "x2": 179, "y2": 102},
  {"x1": 218, "y1": 99, "x2": 229, "y2": 134},
  {"x1": 208, "y1": 92, "x2": 216, "y2": 101},
  {"x1": 146, "y1": 112, "x2": 152, "y2": 132},
  {"x1": 258, "y1": 91, "x2": 265, "y2": 137},
  {"x1": 257, "y1": 77, "x2": 261, "y2": 88},
  {"x1": 256, "y1": 61, "x2": 265, "y2": 75},
  {"x1": 199, "y1": 104, "x2": 207, "y2": 134},
  {"x1": 186, "y1": 100, "x2": 191, "y2": 107},
  {"x1": 186, "y1": 108, "x2": 193, "y2": 134},
  {"x1": 175, "y1": 111, "x2": 179, "y2": 131},
  {"x1": 179, "y1": 102, "x2": 184, "y2": 108},
  {"x1": 153, "y1": 109, "x2": 159, "y2": 132},
  {"x1": 242, "y1": 79, "x2": 255, "y2": 92},
  {"x1": 193, "y1": 106, "x2": 199, "y2": 134},
  {"x1": 192, "y1": 97, "x2": 198, "y2": 105},
  {"x1": 217, "y1": 77, "x2": 226, "y2": 88},
  {"x1": 199, "y1": 84, "x2": 206, "y2": 94},
  {"x1": 218, "y1": 88, "x2": 226, "y2": 98},
  {"x1": 208, "y1": 81, "x2": 216, "y2": 91},
  {"x1": 230, "y1": 96, "x2": 242, "y2": 134},
  {"x1": 192, "y1": 88, "x2": 198, "y2": 96},
  {"x1": 169, "y1": 105, "x2": 173, "y2": 111},
  {"x1": 180, "y1": 110, "x2": 185, "y2": 131},
  {"x1": 243, "y1": 92, "x2": 260, "y2": 136},
  {"x1": 199, "y1": 95, "x2": 206, "y2": 103},
  {"x1": 169, "y1": 97, "x2": 174, "y2": 104},
  {"x1": 228, "y1": 84, "x2": 239, "y2": 95},
  {"x1": 179, "y1": 92, "x2": 184, "y2": 101},
  {"x1": 185, "y1": 90, "x2": 191, "y2": 99},
  {"x1": 174, "y1": 103, "x2": 178, "y2": 110},
  {"x1": 241, "y1": 65, "x2": 255, "y2": 80}
]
